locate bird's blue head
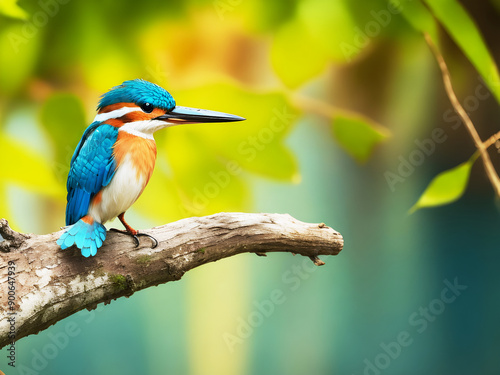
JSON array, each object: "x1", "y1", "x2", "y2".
[
  {"x1": 97, "y1": 79, "x2": 176, "y2": 112},
  {"x1": 94, "y1": 79, "x2": 245, "y2": 137}
]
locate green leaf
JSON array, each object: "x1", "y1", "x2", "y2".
[
  {"x1": 237, "y1": 0, "x2": 299, "y2": 32},
  {"x1": 409, "y1": 154, "x2": 478, "y2": 213},
  {"x1": 297, "y1": 0, "x2": 360, "y2": 63},
  {"x1": 0, "y1": 135, "x2": 64, "y2": 198},
  {"x1": 271, "y1": 19, "x2": 330, "y2": 88},
  {"x1": 331, "y1": 113, "x2": 390, "y2": 163},
  {"x1": 0, "y1": 0, "x2": 28, "y2": 20},
  {"x1": 0, "y1": 23, "x2": 41, "y2": 94},
  {"x1": 39, "y1": 93, "x2": 87, "y2": 175},
  {"x1": 396, "y1": 0, "x2": 500, "y2": 104},
  {"x1": 423, "y1": 0, "x2": 500, "y2": 104},
  {"x1": 391, "y1": 0, "x2": 439, "y2": 41}
]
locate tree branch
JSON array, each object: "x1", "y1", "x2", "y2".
[
  {"x1": 0, "y1": 219, "x2": 29, "y2": 253},
  {"x1": 425, "y1": 33, "x2": 500, "y2": 197},
  {"x1": 0, "y1": 212, "x2": 343, "y2": 349}
]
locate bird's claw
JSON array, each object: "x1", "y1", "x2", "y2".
[
  {"x1": 131, "y1": 234, "x2": 140, "y2": 247},
  {"x1": 110, "y1": 228, "x2": 158, "y2": 249},
  {"x1": 135, "y1": 232, "x2": 158, "y2": 249}
]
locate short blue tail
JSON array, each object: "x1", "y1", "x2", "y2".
[{"x1": 57, "y1": 217, "x2": 107, "y2": 257}]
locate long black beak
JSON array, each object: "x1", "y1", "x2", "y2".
[{"x1": 155, "y1": 106, "x2": 245, "y2": 124}]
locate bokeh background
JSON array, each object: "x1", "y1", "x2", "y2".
[{"x1": 1, "y1": 0, "x2": 500, "y2": 374}]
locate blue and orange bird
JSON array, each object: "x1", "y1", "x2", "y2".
[{"x1": 57, "y1": 79, "x2": 245, "y2": 257}]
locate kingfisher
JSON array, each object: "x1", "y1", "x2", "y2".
[{"x1": 57, "y1": 79, "x2": 245, "y2": 257}]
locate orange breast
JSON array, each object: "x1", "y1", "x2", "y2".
[{"x1": 113, "y1": 131, "x2": 157, "y2": 184}]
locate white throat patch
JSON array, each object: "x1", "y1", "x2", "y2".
[{"x1": 119, "y1": 119, "x2": 172, "y2": 139}]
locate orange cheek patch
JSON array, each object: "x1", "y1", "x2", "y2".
[
  {"x1": 104, "y1": 119, "x2": 123, "y2": 127},
  {"x1": 120, "y1": 112, "x2": 150, "y2": 122},
  {"x1": 150, "y1": 108, "x2": 167, "y2": 118},
  {"x1": 118, "y1": 108, "x2": 167, "y2": 123}
]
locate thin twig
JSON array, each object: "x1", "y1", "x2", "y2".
[
  {"x1": 484, "y1": 130, "x2": 500, "y2": 150},
  {"x1": 425, "y1": 33, "x2": 500, "y2": 197}
]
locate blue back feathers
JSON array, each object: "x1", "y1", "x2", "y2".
[
  {"x1": 66, "y1": 123, "x2": 118, "y2": 225},
  {"x1": 97, "y1": 79, "x2": 176, "y2": 111}
]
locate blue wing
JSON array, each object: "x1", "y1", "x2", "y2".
[{"x1": 65, "y1": 122, "x2": 118, "y2": 225}]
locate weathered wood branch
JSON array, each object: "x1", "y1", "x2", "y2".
[{"x1": 0, "y1": 212, "x2": 343, "y2": 348}]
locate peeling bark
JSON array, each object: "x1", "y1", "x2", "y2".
[{"x1": 0, "y1": 212, "x2": 343, "y2": 348}]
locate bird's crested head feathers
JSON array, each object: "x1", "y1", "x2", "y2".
[{"x1": 97, "y1": 79, "x2": 176, "y2": 111}]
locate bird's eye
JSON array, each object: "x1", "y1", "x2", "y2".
[{"x1": 140, "y1": 103, "x2": 154, "y2": 113}]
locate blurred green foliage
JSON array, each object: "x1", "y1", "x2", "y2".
[
  {"x1": 0, "y1": 0, "x2": 496, "y2": 222},
  {"x1": 0, "y1": 133, "x2": 63, "y2": 197},
  {"x1": 332, "y1": 113, "x2": 389, "y2": 163},
  {"x1": 0, "y1": 0, "x2": 27, "y2": 20},
  {"x1": 39, "y1": 93, "x2": 87, "y2": 168}
]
